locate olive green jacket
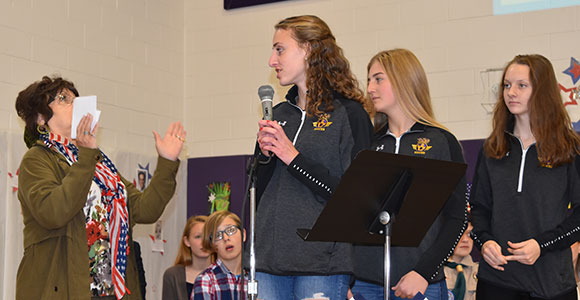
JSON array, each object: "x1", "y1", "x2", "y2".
[{"x1": 16, "y1": 142, "x2": 180, "y2": 300}]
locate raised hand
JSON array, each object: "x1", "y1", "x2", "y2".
[{"x1": 153, "y1": 121, "x2": 186, "y2": 161}]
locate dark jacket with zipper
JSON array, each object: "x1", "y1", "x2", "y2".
[
  {"x1": 354, "y1": 122, "x2": 468, "y2": 286},
  {"x1": 471, "y1": 132, "x2": 580, "y2": 298},
  {"x1": 254, "y1": 85, "x2": 373, "y2": 275}
]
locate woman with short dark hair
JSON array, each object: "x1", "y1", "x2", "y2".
[{"x1": 15, "y1": 75, "x2": 186, "y2": 300}]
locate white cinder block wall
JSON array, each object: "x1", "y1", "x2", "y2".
[
  {"x1": 1, "y1": 0, "x2": 185, "y2": 156},
  {"x1": 185, "y1": 0, "x2": 580, "y2": 157}
]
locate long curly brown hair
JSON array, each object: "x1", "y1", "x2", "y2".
[
  {"x1": 275, "y1": 15, "x2": 369, "y2": 116},
  {"x1": 484, "y1": 54, "x2": 580, "y2": 167}
]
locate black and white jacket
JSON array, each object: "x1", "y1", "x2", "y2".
[
  {"x1": 254, "y1": 85, "x2": 373, "y2": 276},
  {"x1": 353, "y1": 122, "x2": 468, "y2": 286},
  {"x1": 471, "y1": 132, "x2": 580, "y2": 298}
]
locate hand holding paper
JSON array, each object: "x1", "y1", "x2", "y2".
[
  {"x1": 75, "y1": 114, "x2": 99, "y2": 149},
  {"x1": 71, "y1": 95, "x2": 101, "y2": 139}
]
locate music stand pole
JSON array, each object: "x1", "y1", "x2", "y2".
[
  {"x1": 248, "y1": 179, "x2": 258, "y2": 299},
  {"x1": 379, "y1": 211, "x2": 392, "y2": 300}
]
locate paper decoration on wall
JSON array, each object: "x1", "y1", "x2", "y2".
[
  {"x1": 560, "y1": 84, "x2": 580, "y2": 106},
  {"x1": 560, "y1": 57, "x2": 580, "y2": 107},
  {"x1": 135, "y1": 163, "x2": 152, "y2": 191},
  {"x1": 563, "y1": 57, "x2": 580, "y2": 84},
  {"x1": 480, "y1": 68, "x2": 504, "y2": 114},
  {"x1": 150, "y1": 219, "x2": 166, "y2": 254},
  {"x1": 573, "y1": 120, "x2": 580, "y2": 132},
  {"x1": 207, "y1": 182, "x2": 231, "y2": 214},
  {"x1": 8, "y1": 168, "x2": 19, "y2": 192},
  {"x1": 187, "y1": 155, "x2": 249, "y2": 219}
]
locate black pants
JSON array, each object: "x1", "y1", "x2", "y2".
[{"x1": 476, "y1": 279, "x2": 577, "y2": 300}]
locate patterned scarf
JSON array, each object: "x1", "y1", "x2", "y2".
[{"x1": 40, "y1": 132, "x2": 130, "y2": 299}]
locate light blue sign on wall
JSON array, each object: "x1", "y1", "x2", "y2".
[{"x1": 494, "y1": 0, "x2": 580, "y2": 15}]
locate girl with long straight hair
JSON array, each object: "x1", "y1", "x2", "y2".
[
  {"x1": 162, "y1": 216, "x2": 213, "y2": 300},
  {"x1": 471, "y1": 54, "x2": 580, "y2": 299},
  {"x1": 352, "y1": 49, "x2": 467, "y2": 300}
]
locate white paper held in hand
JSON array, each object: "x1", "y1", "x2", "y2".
[{"x1": 71, "y1": 95, "x2": 101, "y2": 139}]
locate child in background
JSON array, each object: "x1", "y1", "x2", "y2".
[
  {"x1": 444, "y1": 222, "x2": 478, "y2": 300},
  {"x1": 163, "y1": 216, "x2": 213, "y2": 300},
  {"x1": 192, "y1": 210, "x2": 246, "y2": 300},
  {"x1": 571, "y1": 241, "x2": 580, "y2": 299}
]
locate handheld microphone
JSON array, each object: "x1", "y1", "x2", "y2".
[
  {"x1": 258, "y1": 85, "x2": 274, "y2": 121},
  {"x1": 258, "y1": 85, "x2": 275, "y2": 163}
]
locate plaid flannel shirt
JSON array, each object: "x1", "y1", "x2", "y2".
[{"x1": 192, "y1": 259, "x2": 246, "y2": 300}]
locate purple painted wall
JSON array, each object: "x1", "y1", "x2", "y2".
[
  {"x1": 460, "y1": 139, "x2": 485, "y2": 184},
  {"x1": 187, "y1": 155, "x2": 252, "y2": 219}
]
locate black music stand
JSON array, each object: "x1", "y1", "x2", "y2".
[{"x1": 297, "y1": 150, "x2": 466, "y2": 300}]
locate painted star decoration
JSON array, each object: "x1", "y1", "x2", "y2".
[
  {"x1": 560, "y1": 57, "x2": 580, "y2": 106},
  {"x1": 8, "y1": 168, "x2": 19, "y2": 192},
  {"x1": 560, "y1": 84, "x2": 579, "y2": 106},
  {"x1": 563, "y1": 57, "x2": 580, "y2": 85}
]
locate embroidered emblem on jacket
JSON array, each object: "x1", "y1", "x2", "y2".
[
  {"x1": 539, "y1": 158, "x2": 553, "y2": 168},
  {"x1": 313, "y1": 114, "x2": 332, "y2": 131},
  {"x1": 278, "y1": 120, "x2": 287, "y2": 126},
  {"x1": 412, "y1": 138, "x2": 432, "y2": 154},
  {"x1": 376, "y1": 144, "x2": 385, "y2": 151}
]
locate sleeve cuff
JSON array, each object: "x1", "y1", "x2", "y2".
[
  {"x1": 77, "y1": 146, "x2": 102, "y2": 165},
  {"x1": 157, "y1": 155, "x2": 180, "y2": 173},
  {"x1": 412, "y1": 267, "x2": 431, "y2": 283},
  {"x1": 287, "y1": 154, "x2": 333, "y2": 198}
]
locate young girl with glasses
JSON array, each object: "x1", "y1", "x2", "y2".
[{"x1": 191, "y1": 210, "x2": 246, "y2": 300}]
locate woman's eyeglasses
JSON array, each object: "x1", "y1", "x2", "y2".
[
  {"x1": 53, "y1": 93, "x2": 74, "y2": 105},
  {"x1": 211, "y1": 225, "x2": 240, "y2": 242}
]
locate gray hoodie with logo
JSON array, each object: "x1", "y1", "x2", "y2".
[{"x1": 254, "y1": 85, "x2": 373, "y2": 276}]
